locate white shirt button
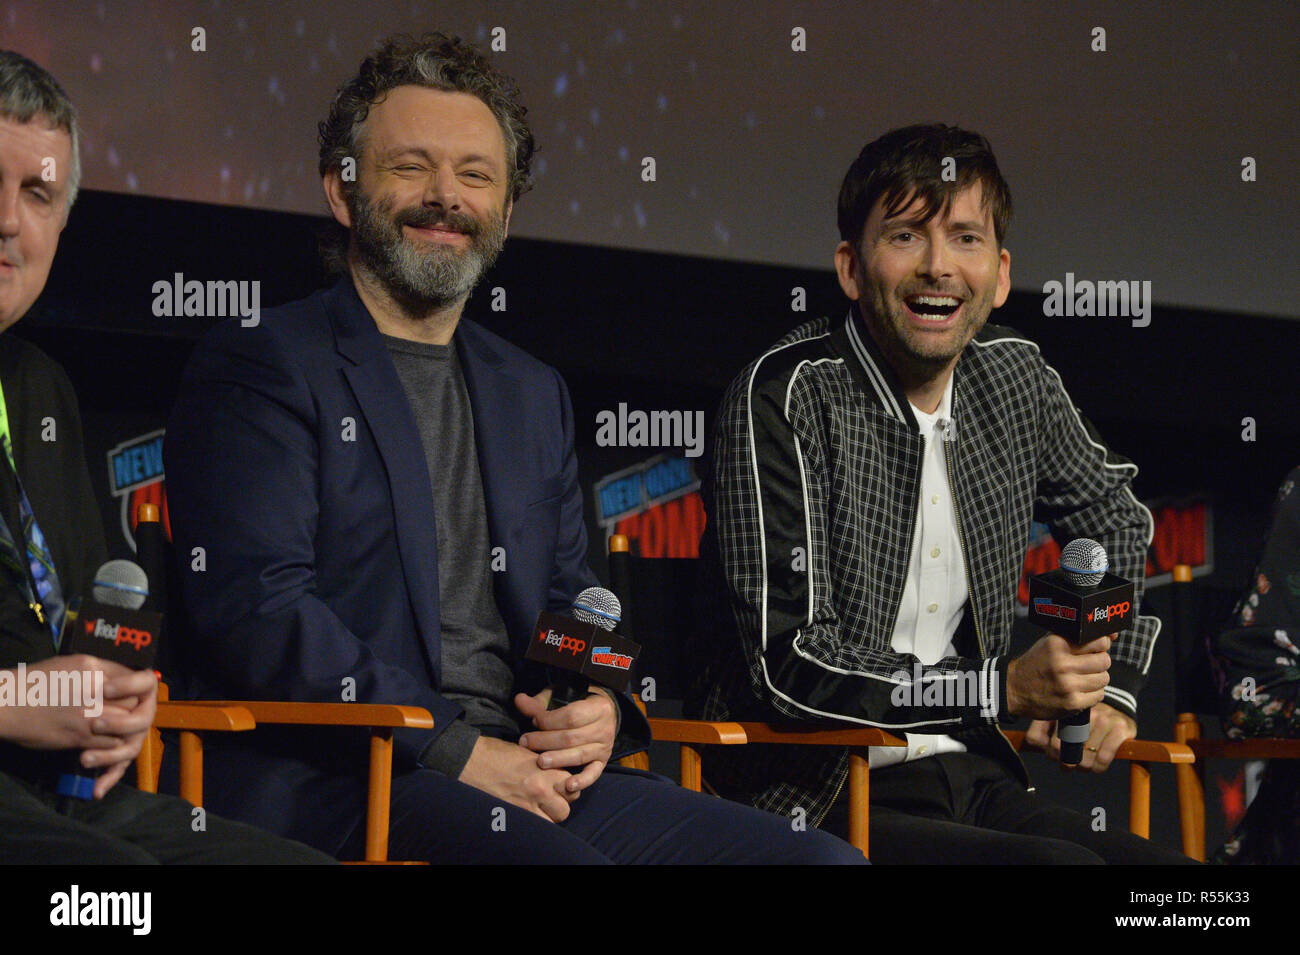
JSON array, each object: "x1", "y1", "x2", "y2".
[
  {"x1": 930, "y1": 547, "x2": 940, "y2": 558},
  {"x1": 931, "y1": 494, "x2": 939, "y2": 505},
  {"x1": 917, "y1": 744, "x2": 929, "y2": 755},
  {"x1": 927, "y1": 602, "x2": 939, "y2": 614}
]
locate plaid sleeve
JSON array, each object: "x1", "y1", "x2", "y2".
[
  {"x1": 1032, "y1": 356, "x2": 1159, "y2": 719},
  {"x1": 710, "y1": 344, "x2": 1002, "y2": 729}
]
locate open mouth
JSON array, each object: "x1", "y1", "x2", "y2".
[{"x1": 903, "y1": 294, "x2": 962, "y2": 322}]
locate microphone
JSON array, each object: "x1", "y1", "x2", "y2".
[
  {"x1": 56, "y1": 559, "x2": 162, "y2": 799},
  {"x1": 1060, "y1": 538, "x2": 1107, "y2": 588},
  {"x1": 92, "y1": 559, "x2": 150, "y2": 610},
  {"x1": 552, "y1": 587, "x2": 621, "y2": 710},
  {"x1": 1026, "y1": 537, "x2": 1135, "y2": 766},
  {"x1": 525, "y1": 586, "x2": 641, "y2": 711}
]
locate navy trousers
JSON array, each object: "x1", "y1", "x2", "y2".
[{"x1": 341, "y1": 765, "x2": 867, "y2": 864}]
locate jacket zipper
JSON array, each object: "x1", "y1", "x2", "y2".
[
  {"x1": 816, "y1": 751, "x2": 853, "y2": 829},
  {"x1": 943, "y1": 414, "x2": 1028, "y2": 784},
  {"x1": 944, "y1": 444, "x2": 985, "y2": 659},
  {"x1": 817, "y1": 425, "x2": 925, "y2": 827}
]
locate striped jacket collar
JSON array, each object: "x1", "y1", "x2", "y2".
[{"x1": 837, "y1": 309, "x2": 981, "y2": 433}]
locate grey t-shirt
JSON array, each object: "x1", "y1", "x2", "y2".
[{"x1": 383, "y1": 333, "x2": 518, "y2": 777}]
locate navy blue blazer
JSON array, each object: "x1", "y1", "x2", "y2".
[{"x1": 163, "y1": 278, "x2": 648, "y2": 851}]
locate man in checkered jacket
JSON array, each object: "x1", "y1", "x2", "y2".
[{"x1": 691, "y1": 125, "x2": 1193, "y2": 863}]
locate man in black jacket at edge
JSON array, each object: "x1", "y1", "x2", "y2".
[
  {"x1": 691, "y1": 124, "x2": 1195, "y2": 863},
  {"x1": 0, "y1": 49, "x2": 331, "y2": 864}
]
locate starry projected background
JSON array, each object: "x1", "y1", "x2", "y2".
[{"x1": 2, "y1": 0, "x2": 1296, "y2": 318}]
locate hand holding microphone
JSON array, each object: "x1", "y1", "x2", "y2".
[
  {"x1": 516, "y1": 587, "x2": 640, "y2": 791},
  {"x1": 460, "y1": 587, "x2": 642, "y2": 816},
  {"x1": 1019, "y1": 538, "x2": 1136, "y2": 767},
  {"x1": 54, "y1": 558, "x2": 162, "y2": 800}
]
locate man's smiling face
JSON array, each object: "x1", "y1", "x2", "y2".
[
  {"x1": 0, "y1": 115, "x2": 71, "y2": 333},
  {"x1": 838, "y1": 182, "x2": 1010, "y2": 373},
  {"x1": 339, "y1": 85, "x2": 512, "y2": 309}
]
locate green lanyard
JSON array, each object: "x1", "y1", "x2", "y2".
[
  {"x1": 0, "y1": 377, "x2": 17, "y2": 472},
  {"x1": 0, "y1": 380, "x2": 54, "y2": 634}
]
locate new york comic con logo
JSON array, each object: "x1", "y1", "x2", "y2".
[
  {"x1": 1032, "y1": 597, "x2": 1077, "y2": 621},
  {"x1": 590, "y1": 646, "x2": 632, "y2": 670},
  {"x1": 105, "y1": 429, "x2": 168, "y2": 548},
  {"x1": 538, "y1": 629, "x2": 586, "y2": 655},
  {"x1": 1088, "y1": 601, "x2": 1131, "y2": 624}
]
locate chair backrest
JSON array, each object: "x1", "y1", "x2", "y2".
[
  {"x1": 1169, "y1": 565, "x2": 1246, "y2": 717},
  {"x1": 133, "y1": 503, "x2": 196, "y2": 697},
  {"x1": 608, "y1": 535, "x2": 714, "y2": 702}
]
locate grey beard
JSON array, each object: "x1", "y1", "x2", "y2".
[{"x1": 349, "y1": 192, "x2": 506, "y2": 310}]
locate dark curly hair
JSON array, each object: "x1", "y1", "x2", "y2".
[{"x1": 317, "y1": 32, "x2": 535, "y2": 269}]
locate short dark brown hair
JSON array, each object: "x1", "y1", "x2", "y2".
[{"x1": 837, "y1": 124, "x2": 1012, "y2": 250}]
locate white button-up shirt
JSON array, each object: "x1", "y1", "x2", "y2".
[{"x1": 869, "y1": 372, "x2": 969, "y2": 769}]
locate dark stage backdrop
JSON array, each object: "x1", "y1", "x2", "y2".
[
  {"x1": 3, "y1": 0, "x2": 1297, "y2": 318},
  {"x1": 19, "y1": 189, "x2": 1296, "y2": 856}
]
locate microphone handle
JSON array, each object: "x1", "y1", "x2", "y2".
[
  {"x1": 1058, "y1": 708, "x2": 1091, "y2": 765},
  {"x1": 547, "y1": 672, "x2": 590, "y2": 711},
  {"x1": 56, "y1": 759, "x2": 98, "y2": 802},
  {"x1": 55, "y1": 610, "x2": 98, "y2": 800}
]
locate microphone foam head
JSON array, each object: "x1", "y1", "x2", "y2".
[
  {"x1": 572, "y1": 587, "x2": 622, "y2": 632},
  {"x1": 93, "y1": 559, "x2": 150, "y2": 610},
  {"x1": 1060, "y1": 538, "x2": 1108, "y2": 588}
]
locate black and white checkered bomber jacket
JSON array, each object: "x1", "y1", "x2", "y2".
[{"x1": 693, "y1": 311, "x2": 1159, "y2": 823}]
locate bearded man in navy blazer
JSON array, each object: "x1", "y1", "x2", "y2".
[{"x1": 163, "y1": 32, "x2": 862, "y2": 864}]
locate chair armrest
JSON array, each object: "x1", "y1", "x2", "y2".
[
  {"x1": 1114, "y1": 739, "x2": 1195, "y2": 763},
  {"x1": 1002, "y1": 730, "x2": 1195, "y2": 764},
  {"x1": 647, "y1": 718, "x2": 746, "y2": 745},
  {"x1": 153, "y1": 703, "x2": 255, "y2": 732},
  {"x1": 183, "y1": 701, "x2": 433, "y2": 729},
  {"x1": 1189, "y1": 738, "x2": 1300, "y2": 759},
  {"x1": 735, "y1": 722, "x2": 906, "y2": 747}
]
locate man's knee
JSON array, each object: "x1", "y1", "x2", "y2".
[
  {"x1": 1010, "y1": 836, "x2": 1106, "y2": 865},
  {"x1": 801, "y1": 827, "x2": 870, "y2": 864},
  {"x1": 23, "y1": 831, "x2": 160, "y2": 865}
]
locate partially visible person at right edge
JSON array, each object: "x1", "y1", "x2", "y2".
[{"x1": 1212, "y1": 464, "x2": 1300, "y2": 863}]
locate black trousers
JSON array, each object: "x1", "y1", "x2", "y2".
[
  {"x1": 0, "y1": 769, "x2": 333, "y2": 864},
  {"x1": 341, "y1": 764, "x2": 868, "y2": 864},
  {"x1": 820, "y1": 751, "x2": 1197, "y2": 864}
]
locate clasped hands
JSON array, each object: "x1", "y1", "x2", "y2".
[
  {"x1": 1, "y1": 655, "x2": 158, "y2": 799},
  {"x1": 458, "y1": 685, "x2": 617, "y2": 823}
]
